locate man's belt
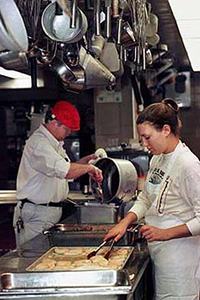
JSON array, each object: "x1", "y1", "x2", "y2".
[{"x1": 19, "y1": 198, "x2": 64, "y2": 208}]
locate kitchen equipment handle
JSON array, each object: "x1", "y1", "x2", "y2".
[
  {"x1": 94, "y1": 0, "x2": 101, "y2": 36},
  {"x1": 113, "y1": 0, "x2": 119, "y2": 18},
  {"x1": 105, "y1": 0, "x2": 112, "y2": 38},
  {"x1": 70, "y1": 0, "x2": 77, "y2": 28},
  {"x1": 55, "y1": 1, "x2": 63, "y2": 15},
  {"x1": 65, "y1": 197, "x2": 81, "y2": 207}
]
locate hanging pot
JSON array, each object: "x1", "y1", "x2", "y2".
[
  {"x1": 79, "y1": 46, "x2": 116, "y2": 89},
  {"x1": 147, "y1": 33, "x2": 160, "y2": 46},
  {"x1": 146, "y1": 13, "x2": 158, "y2": 37},
  {"x1": 50, "y1": 56, "x2": 76, "y2": 83},
  {"x1": 0, "y1": 0, "x2": 28, "y2": 52},
  {"x1": 41, "y1": 1, "x2": 88, "y2": 43},
  {"x1": 0, "y1": 51, "x2": 28, "y2": 71},
  {"x1": 63, "y1": 64, "x2": 86, "y2": 91},
  {"x1": 63, "y1": 43, "x2": 80, "y2": 67}
]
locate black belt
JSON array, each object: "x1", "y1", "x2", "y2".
[{"x1": 19, "y1": 198, "x2": 64, "y2": 208}]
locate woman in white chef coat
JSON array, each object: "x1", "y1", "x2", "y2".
[{"x1": 104, "y1": 98, "x2": 200, "y2": 300}]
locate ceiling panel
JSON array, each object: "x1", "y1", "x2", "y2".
[{"x1": 150, "y1": 0, "x2": 191, "y2": 70}]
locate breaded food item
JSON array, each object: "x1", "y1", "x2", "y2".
[
  {"x1": 107, "y1": 258, "x2": 123, "y2": 269},
  {"x1": 34, "y1": 258, "x2": 56, "y2": 270},
  {"x1": 56, "y1": 260, "x2": 72, "y2": 267},
  {"x1": 72, "y1": 259, "x2": 91, "y2": 267},
  {"x1": 84, "y1": 248, "x2": 96, "y2": 254},
  {"x1": 52, "y1": 260, "x2": 72, "y2": 270},
  {"x1": 90, "y1": 255, "x2": 109, "y2": 267},
  {"x1": 54, "y1": 247, "x2": 68, "y2": 255},
  {"x1": 65, "y1": 247, "x2": 85, "y2": 256},
  {"x1": 113, "y1": 248, "x2": 129, "y2": 255}
]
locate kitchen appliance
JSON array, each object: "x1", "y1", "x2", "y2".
[
  {"x1": 62, "y1": 157, "x2": 138, "y2": 226},
  {"x1": 76, "y1": 201, "x2": 119, "y2": 224},
  {"x1": 43, "y1": 221, "x2": 142, "y2": 248},
  {"x1": 59, "y1": 157, "x2": 138, "y2": 226},
  {"x1": 43, "y1": 223, "x2": 119, "y2": 246}
]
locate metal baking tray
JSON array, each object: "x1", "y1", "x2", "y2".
[
  {"x1": 43, "y1": 224, "x2": 117, "y2": 247},
  {"x1": 43, "y1": 223, "x2": 115, "y2": 233},
  {"x1": 43, "y1": 224, "x2": 141, "y2": 247},
  {"x1": 26, "y1": 246, "x2": 134, "y2": 272},
  {"x1": 0, "y1": 269, "x2": 131, "y2": 290}
]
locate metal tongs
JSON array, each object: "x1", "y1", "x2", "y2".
[
  {"x1": 104, "y1": 239, "x2": 115, "y2": 260},
  {"x1": 87, "y1": 238, "x2": 112, "y2": 259}
]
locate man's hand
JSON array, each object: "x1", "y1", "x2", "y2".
[
  {"x1": 77, "y1": 154, "x2": 98, "y2": 164},
  {"x1": 88, "y1": 166, "x2": 103, "y2": 183}
]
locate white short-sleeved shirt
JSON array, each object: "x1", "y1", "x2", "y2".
[
  {"x1": 129, "y1": 141, "x2": 200, "y2": 236},
  {"x1": 16, "y1": 124, "x2": 70, "y2": 204}
]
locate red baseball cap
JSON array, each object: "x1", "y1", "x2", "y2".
[{"x1": 51, "y1": 101, "x2": 80, "y2": 131}]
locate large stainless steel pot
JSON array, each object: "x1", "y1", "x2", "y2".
[{"x1": 91, "y1": 158, "x2": 138, "y2": 203}]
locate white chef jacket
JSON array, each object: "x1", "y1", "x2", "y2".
[
  {"x1": 129, "y1": 141, "x2": 200, "y2": 236},
  {"x1": 16, "y1": 124, "x2": 71, "y2": 204},
  {"x1": 129, "y1": 141, "x2": 200, "y2": 299}
]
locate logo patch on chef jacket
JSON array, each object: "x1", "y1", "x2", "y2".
[{"x1": 149, "y1": 167, "x2": 165, "y2": 185}]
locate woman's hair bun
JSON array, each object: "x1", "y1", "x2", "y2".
[{"x1": 162, "y1": 98, "x2": 179, "y2": 114}]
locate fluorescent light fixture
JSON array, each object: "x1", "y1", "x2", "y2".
[
  {"x1": 169, "y1": 0, "x2": 200, "y2": 71},
  {"x1": 0, "y1": 66, "x2": 44, "y2": 88},
  {"x1": 0, "y1": 67, "x2": 30, "y2": 79}
]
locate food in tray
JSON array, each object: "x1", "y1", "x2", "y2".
[
  {"x1": 47, "y1": 224, "x2": 114, "y2": 232},
  {"x1": 27, "y1": 246, "x2": 132, "y2": 272},
  {"x1": 90, "y1": 255, "x2": 109, "y2": 267},
  {"x1": 54, "y1": 247, "x2": 85, "y2": 255},
  {"x1": 33, "y1": 258, "x2": 57, "y2": 270}
]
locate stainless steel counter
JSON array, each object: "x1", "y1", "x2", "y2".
[
  {"x1": 0, "y1": 232, "x2": 151, "y2": 300},
  {"x1": 0, "y1": 190, "x2": 95, "y2": 205},
  {"x1": 0, "y1": 190, "x2": 17, "y2": 204}
]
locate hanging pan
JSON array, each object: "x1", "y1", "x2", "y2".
[{"x1": 41, "y1": 1, "x2": 88, "y2": 43}]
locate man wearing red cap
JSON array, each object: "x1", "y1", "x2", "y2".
[{"x1": 13, "y1": 101, "x2": 103, "y2": 248}]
